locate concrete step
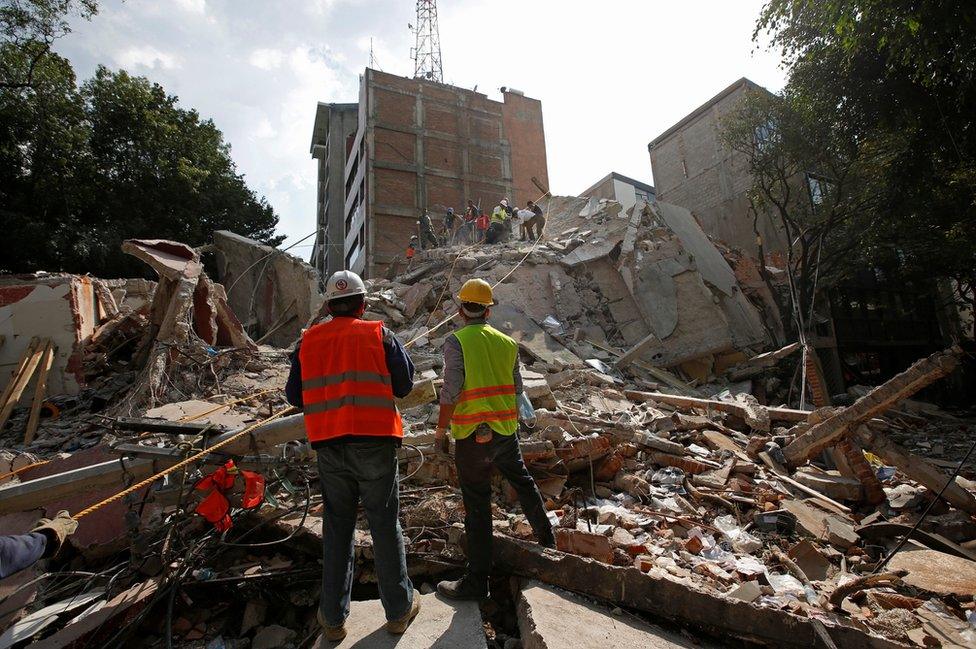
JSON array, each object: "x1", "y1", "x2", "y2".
[
  {"x1": 517, "y1": 580, "x2": 718, "y2": 649},
  {"x1": 315, "y1": 591, "x2": 486, "y2": 648}
]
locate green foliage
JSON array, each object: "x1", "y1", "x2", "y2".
[
  {"x1": 746, "y1": 0, "x2": 976, "y2": 323},
  {"x1": 1, "y1": 0, "x2": 97, "y2": 89},
  {"x1": 0, "y1": 55, "x2": 282, "y2": 277}
]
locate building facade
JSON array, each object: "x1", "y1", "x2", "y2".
[
  {"x1": 648, "y1": 78, "x2": 958, "y2": 390},
  {"x1": 311, "y1": 69, "x2": 549, "y2": 278},
  {"x1": 310, "y1": 102, "x2": 359, "y2": 278},
  {"x1": 648, "y1": 78, "x2": 786, "y2": 257},
  {"x1": 581, "y1": 171, "x2": 655, "y2": 216}
]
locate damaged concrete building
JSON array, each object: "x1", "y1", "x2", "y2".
[
  {"x1": 1, "y1": 221, "x2": 974, "y2": 648},
  {"x1": 648, "y1": 78, "x2": 963, "y2": 391},
  {"x1": 310, "y1": 68, "x2": 549, "y2": 278}
]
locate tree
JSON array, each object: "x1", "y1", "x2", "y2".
[
  {"x1": 720, "y1": 88, "x2": 880, "y2": 339},
  {"x1": 0, "y1": 60, "x2": 282, "y2": 277},
  {"x1": 0, "y1": 0, "x2": 97, "y2": 90},
  {"x1": 754, "y1": 0, "x2": 976, "y2": 335}
]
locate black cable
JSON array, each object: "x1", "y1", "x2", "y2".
[{"x1": 872, "y1": 434, "x2": 976, "y2": 574}]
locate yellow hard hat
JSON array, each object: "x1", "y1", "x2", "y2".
[{"x1": 457, "y1": 278, "x2": 496, "y2": 305}]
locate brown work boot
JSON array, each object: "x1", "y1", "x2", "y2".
[
  {"x1": 385, "y1": 590, "x2": 421, "y2": 634},
  {"x1": 317, "y1": 608, "x2": 347, "y2": 642},
  {"x1": 437, "y1": 575, "x2": 488, "y2": 601}
]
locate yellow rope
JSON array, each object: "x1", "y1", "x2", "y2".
[
  {"x1": 0, "y1": 459, "x2": 51, "y2": 483},
  {"x1": 73, "y1": 406, "x2": 297, "y2": 520}
]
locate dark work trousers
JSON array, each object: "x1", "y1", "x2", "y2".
[
  {"x1": 316, "y1": 440, "x2": 413, "y2": 626},
  {"x1": 454, "y1": 426, "x2": 555, "y2": 588}
]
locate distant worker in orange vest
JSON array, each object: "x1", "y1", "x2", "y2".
[
  {"x1": 434, "y1": 278, "x2": 555, "y2": 602},
  {"x1": 406, "y1": 236, "x2": 418, "y2": 260},
  {"x1": 285, "y1": 270, "x2": 420, "y2": 641}
]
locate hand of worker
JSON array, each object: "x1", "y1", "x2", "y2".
[
  {"x1": 434, "y1": 427, "x2": 450, "y2": 456},
  {"x1": 32, "y1": 510, "x2": 79, "y2": 557}
]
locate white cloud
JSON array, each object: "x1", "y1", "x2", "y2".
[
  {"x1": 174, "y1": 0, "x2": 206, "y2": 14},
  {"x1": 249, "y1": 48, "x2": 283, "y2": 70},
  {"x1": 115, "y1": 46, "x2": 180, "y2": 70},
  {"x1": 252, "y1": 117, "x2": 277, "y2": 139}
]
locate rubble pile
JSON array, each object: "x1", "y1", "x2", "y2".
[{"x1": 0, "y1": 203, "x2": 974, "y2": 648}]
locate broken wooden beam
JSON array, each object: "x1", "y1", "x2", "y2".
[
  {"x1": 490, "y1": 532, "x2": 905, "y2": 649},
  {"x1": 782, "y1": 347, "x2": 960, "y2": 466},
  {"x1": 855, "y1": 425, "x2": 976, "y2": 514},
  {"x1": 625, "y1": 390, "x2": 810, "y2": 423},
  {"x1": 24, "y1": 341, "x2": 55, "y2": 445}
]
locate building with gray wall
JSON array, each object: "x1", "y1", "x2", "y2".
[{"x1": 310, "y1": 102, "x2": 360, "y2": 278}]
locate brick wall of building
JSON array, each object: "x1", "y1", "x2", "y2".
[
  {"x1": 649, "y1": 80, "x2": 785, "y2": 256},
  {"x1": 502, "y1": 90, "x2": 549, "y2": 206},
  {"x1": 356, "y1": 69, "x2": 546, "y2": 276}
]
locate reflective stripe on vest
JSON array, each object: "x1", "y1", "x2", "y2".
[
  {"x1": 299, "y1": 318, "x2": 403, "y2": 443},
  {"x1": 450, "y1": 323, "x2": 519, "y2": 439}
]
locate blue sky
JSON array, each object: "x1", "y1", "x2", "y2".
[{"x1": 56, "y1": 0, "x2": 786, "y2": 257}]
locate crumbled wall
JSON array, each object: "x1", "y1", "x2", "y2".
[
  {"x1": 0, "y1": 275, "x2": 98, "y2": 395},
  {"x1": 212, "y1": 231, "x2": 323, "y2": 348}
]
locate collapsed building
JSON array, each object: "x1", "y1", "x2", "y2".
[
  {"x1": 0, "y1": 186, "x2": 974, "y2": 648},
  {"x1": 310, "y1": 68, "x2": 549, "y2": 279}
]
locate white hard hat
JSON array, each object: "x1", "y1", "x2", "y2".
[
  {"x1": 500, "y1": 199, "x2": 509, "y2": 207},
  {"x1": 325, "y1": 270, "x2": 366, "y2": 301}
]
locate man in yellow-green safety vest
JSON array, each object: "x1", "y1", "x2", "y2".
[{"x1": 434, "y1": 278, "x2": 555, "y2": 601}]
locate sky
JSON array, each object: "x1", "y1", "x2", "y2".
[{"x1": 55, "y1": 0, "x2": 787, "y2": 256}]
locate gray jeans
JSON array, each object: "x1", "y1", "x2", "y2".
[{"x1": 316, "y1": 440, "x2": 413, "y2": 625}]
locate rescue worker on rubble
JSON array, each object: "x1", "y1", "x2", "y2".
[
  {"x1": 485, "y1": 199, "x2": 510, "y2": 244},
  {"x1": 285, "y1": 270, "x2": 420, "y2": 641},
  {"x1": 523, "y1": 200, "x2": 546, "y2": 241},
  {"x1": 0, "y1": 511, "x2": 77, "y2": 579},
  {"x1": 418, "y1": 211, "x2": 439, "y2": 249},
  {"x1": 434, "y1": 278, "x2": 555, "y2": 601}
]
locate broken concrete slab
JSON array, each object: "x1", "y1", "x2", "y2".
[
  {"x1": 517, "y1": 580, "x2": 711, "y2": 649},
  {"x1": 492, "y1": 533, "x2": 905, "y2": 649},
  {"x1": 489, "y1": 305, "x2": 583, "y2": 370},
  {"x1": 316, "y1": 592, "x2": 486, "y2": 648},
  {"x1": 651, "y1": 202, "x2": 737, "y2": 298},
  {"x1": 213, "y1": 230, "x2": 323, "y2": 347},
  {"x1": 793, "y1": 469, "x2": 864, "y2": 502},
  {"x1": 887, "y1": 548, "x2": 976, "y2": 597}
]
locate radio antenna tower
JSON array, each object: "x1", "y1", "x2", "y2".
[{"x1": 410, "y1": 0, "x2": 443, "y2": 82}]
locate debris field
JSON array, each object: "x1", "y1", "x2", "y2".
[{"x1": 0, "y1": 195, "x2": 974, "y2": 649}]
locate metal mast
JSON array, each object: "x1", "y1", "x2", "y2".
[{"x1": 411, "y1": 0, "x2": 443, "y2": 83}]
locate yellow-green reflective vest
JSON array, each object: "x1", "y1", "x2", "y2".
[
  {"x1": 491, "y1": 206, "x2": 507, "y2": 223},
  {"x1": 450, "y1": 324, "x2": 519, "y2": 439}
]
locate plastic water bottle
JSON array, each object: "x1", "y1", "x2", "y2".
[{"x1": 518, "y1": 392, "x2": 537, "y2": 427}]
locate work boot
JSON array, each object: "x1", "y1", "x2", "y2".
[
  {"x1": 317, "y1": 608, "x2": 346, "y2": 642},
  {"x1": 386, "y1": 589, "x2": 422, "y2": 634},
  {"x1": 437, "y1": 575, "x2": 488, "y2": 601}
]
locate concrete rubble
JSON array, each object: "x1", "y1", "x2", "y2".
[{"x1": 0, "y1": 211, "x2": 974, "y2": 649}]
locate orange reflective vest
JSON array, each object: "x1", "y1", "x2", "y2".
[{"x1": 299, "y1": 318, "x2": 403, "y2": 444}]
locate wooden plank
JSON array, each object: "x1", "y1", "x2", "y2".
[
  {"x1": 24, "y1": 341, "x2": 55, "y2": 445},
  {"x1": 782, "y1": 347, "x2": 960, "y2": 466},
  {"x1": 489, "y1": 532, "x2": 906, "y2": 649},
  {"x1": 626, "y1": 390, "x2": 810, "y2": 423},
  {"x1": 0, "y1": 338, "x2": 46, "y2": 431},
  {"x1": 0, "y1": 337, "x2": 40, "y2": 417}
]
